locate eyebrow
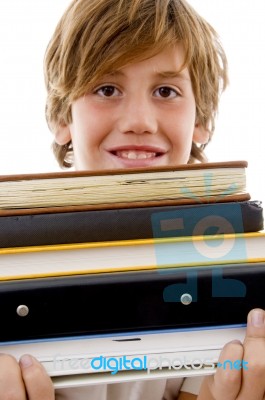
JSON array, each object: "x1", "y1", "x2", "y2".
[
  {"x1": 155, "y1": 70, "x2": 190, "y2": 81},
  {"x1": 107, "y1": 70, "x2": 190, "y2": 81}
]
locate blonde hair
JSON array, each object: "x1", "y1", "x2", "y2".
[{"x1": 44, "y1": 0, "x2": 228, "y2": 168}]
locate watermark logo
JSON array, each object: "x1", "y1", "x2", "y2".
[
  {"x1": 91, "y1": 355, "x2": 146, "y2": 375},
  {"x1": 179, "y1": 172, "x2": 239, "y2": 203},
  {"x1": 217, "y1": 359, "x2": 248, "y2": 370},
  {"x1": 151, "y1": 175, "x2": 247, "y2": 301},
  {"x1": 52, "y1": 354, "x2": 249, "y2": 375}
]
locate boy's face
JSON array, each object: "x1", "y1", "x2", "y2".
[{"x1": 56, "y1": 45, "x2": 208, "y2": 170}]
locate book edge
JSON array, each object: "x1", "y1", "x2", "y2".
[
  {"x1": 0, "y1": 193, "x2": 251, "y2": 217},
  {"x1": 0, "y1": 160, "x2": 248, "y2": 182}
]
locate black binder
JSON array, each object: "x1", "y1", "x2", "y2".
[{"x1": 1, "y1": 262, "x2": 265, "y2": 342}]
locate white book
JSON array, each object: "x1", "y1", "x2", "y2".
[{"x1": 0, "y1": 326, "x2": 246, "y2": 388}]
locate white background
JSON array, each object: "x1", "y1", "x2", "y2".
[{"x1": 0, "y1": 1, "x2": 264, "y2": 202}]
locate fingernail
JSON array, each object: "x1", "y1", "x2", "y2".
[
  {"x1": 250, "y1": 309, "x2": 265, "y2": 327},
  {"x1": 229, "y1": 339, "x2": 242, "y2": 345},
  {"x1": 19, "y1": 354, "x2": 33, "y2": 368}
]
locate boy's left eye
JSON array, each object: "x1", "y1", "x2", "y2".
[{"x1": 154, "y1": 87, "x2": 179, "y2": 99}]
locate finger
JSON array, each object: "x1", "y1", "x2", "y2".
[
  {"x1": 0, "y1": 354, "x2": 27, "y2": 400},
  {"x1": 207, "y1": 340, "x2": 243, "y2": 400},
  {"x1": 19, "y1": 355, "x2": 55, "y2": 400},
  {"x1": 237, "y1": 309, "x2": 265, "y2": 399}
]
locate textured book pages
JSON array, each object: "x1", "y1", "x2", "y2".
[{"x1": 0, "y1": 160, "x2": 249, "y2": 215}]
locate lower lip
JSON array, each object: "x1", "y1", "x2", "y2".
[{"x1": 107, "y1": 152, "x2": 166, "y2": 168}]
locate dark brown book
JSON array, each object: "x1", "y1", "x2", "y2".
[{"x1": 0, "y1": 200, "x2": 263, "y2": 248}]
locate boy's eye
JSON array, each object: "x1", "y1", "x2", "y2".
[
  {"x1": 154, "y1": 86, "x2": 179, "y2": 99},
  {"x1": 95, "y1": 85, "x2": 120, "y2": 97}
]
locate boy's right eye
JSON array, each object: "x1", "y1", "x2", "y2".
[{"x1": 94, "y1": 85, "x2": 120, "y2": 97}]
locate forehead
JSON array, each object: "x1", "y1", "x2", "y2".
[{"x1": 104, "y1": 44, "x2": 190, "y2": 79}]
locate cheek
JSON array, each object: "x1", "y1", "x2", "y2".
[
  {"x1": 70, "y1": 108, "x2": 104, "y2": 146},
  {"x1": 166, "y1": 104, "x2": 196, "y2": 143},
  {"x1": 166, "y1": 119, "x2": 194, "y2": 146}
]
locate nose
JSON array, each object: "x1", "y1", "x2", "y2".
[{"x1": 117, "y1": 96, "x2": 158, "y2": 135}]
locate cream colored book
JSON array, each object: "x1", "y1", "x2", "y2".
[
  {"x1": 0, "y1": 160, "x2": 249, "y2": 216},
  {"x1": 0, "y1": 231, "x2": 265, "y2": 280}
]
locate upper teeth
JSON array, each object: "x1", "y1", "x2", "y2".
[{"x1": 116, "y1": 151, "x2": 157, "y2": 159}]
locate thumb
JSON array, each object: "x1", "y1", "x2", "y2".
[
  {"x1": 237, "y1": 309, "x2": 265, "y2": 399},
  {"x1": 245, "y1": 308, "x2": 265, "y2": 339},
  {"x1": 19, "y1": 355, "x2": 55, "y2": 400}
]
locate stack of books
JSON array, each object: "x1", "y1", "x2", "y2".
[{"x1": 0, "y1": 160, "x2": 264, "y2": 385}]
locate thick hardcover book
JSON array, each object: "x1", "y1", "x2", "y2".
[
  {"x1": 0, "y1": 200, "x2": 263, "y2": 248},
  {"x1": 1, "y1": 232, "x2": 265, "y2": 280},
  {"x1": 0, "y1": 160, "x2": 249, "y2": 215},
  {"x1": 1, "y1": 262, "x2": 265, "y2": 342}
]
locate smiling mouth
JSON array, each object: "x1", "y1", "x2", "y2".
[{"x1": 111, "y1": 150, "x2": 164, "y2": 159}]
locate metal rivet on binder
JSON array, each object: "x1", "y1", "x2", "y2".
[
  {"x1": 180, "y1": 293, "x2": 192, "y2": 305},
  {"x1": 16, "y1": 305, "x2": 29, "y2": 317}
]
